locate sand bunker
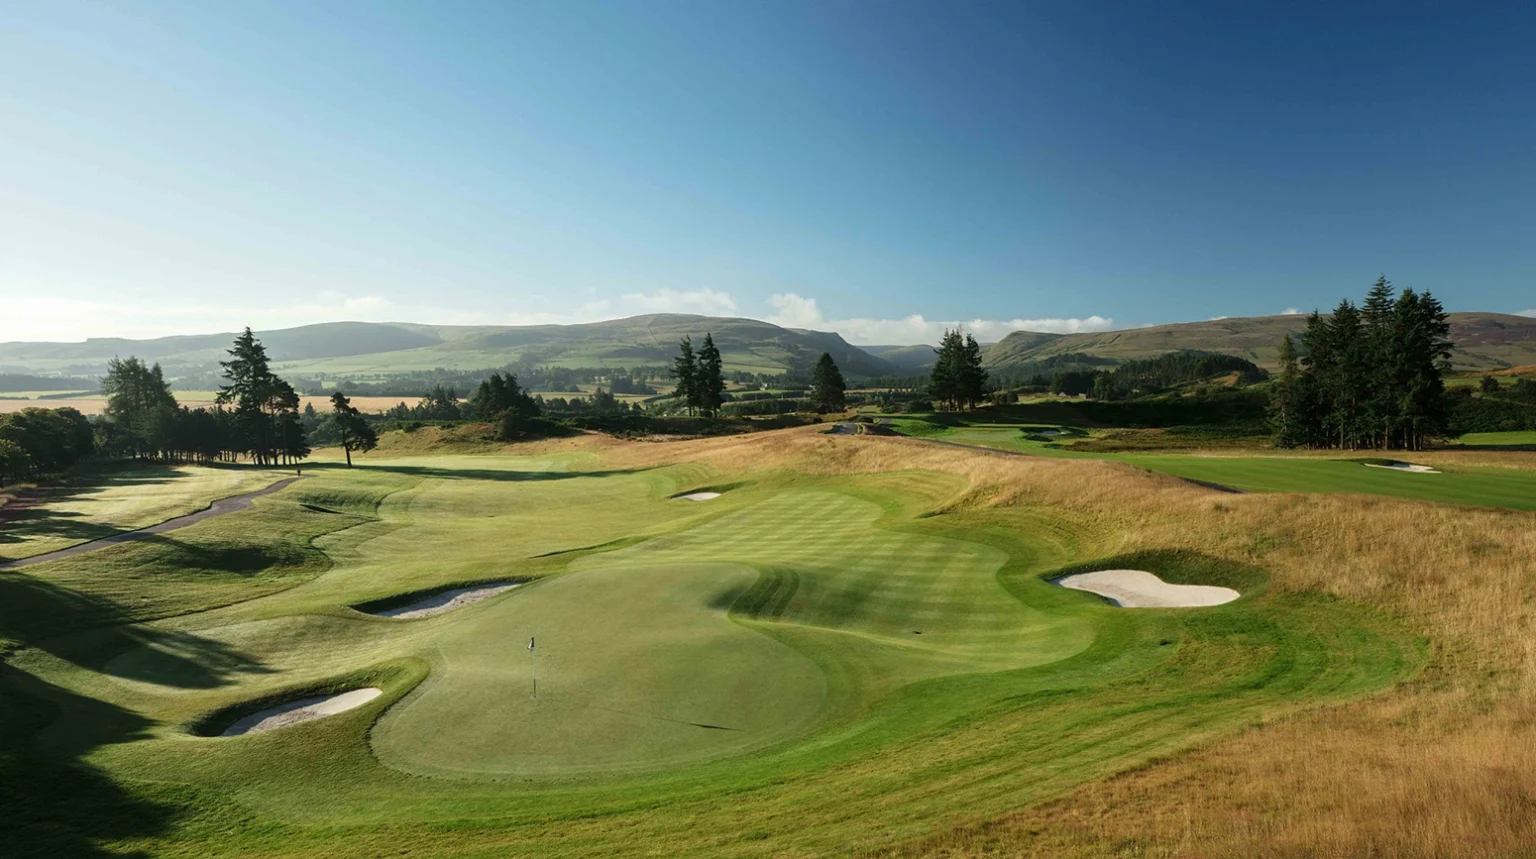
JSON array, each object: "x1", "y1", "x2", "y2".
[
  {"x1": 1055, "y1": 569, "x2": 1239, "y2": 608},
  {"x1": 368, "y1": 582, "x2": 522, "y2": 619},
  {"x1": 1363, "y1": 462, "x2": 1440, "y2": 474},
  {"x1": 677, "y1": 492, "x2": 722, "y2": 501},
  {"x1": 220, "y1": 688, "x2": 382, "y2": 736}
]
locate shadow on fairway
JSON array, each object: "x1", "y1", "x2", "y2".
[
  {"x1": 0, "y1": 662, "x2": 180, "y2": 858},
  {"x1": 0, "y1": 572, "x2": 273, "y2": 689},
  {"x1": 316, "y1": 462, "x2": 658, "y2": 483}
]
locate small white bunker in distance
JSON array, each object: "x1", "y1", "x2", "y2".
[
  {"x1": 220, "y1": 688, "x2": 383, "y2": 737},
  {"x1": 1055, "y1": 569, "x2": 1239, "y2": 608},
  {"x1": 1363, "y1": 462, "x2": 1440, "y2": 474},
  {"x1": 678, "y1": 492, "x2": 722, "y2": 501}
]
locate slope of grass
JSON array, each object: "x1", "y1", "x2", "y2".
[
  {"x1": 0, "y1": 449, "x2": 1422, "y2": 858},
  {"x1": 0, "y1": 464, "x2": 291, "y2": 563}
]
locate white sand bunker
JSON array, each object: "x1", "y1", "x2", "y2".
[
  {"x1": 220, "y1": 688, "x2": 382, "y2": 736},
  {"x1": 677, "y1": 492, "x2": 721, "y2": 501},
  {"x1": 370, "y1": 582, "x2": 522, "y2": 619},
  {"x1": 1363, "y1": 461, "x2": 1440, "y2": 474},
  {"x1": 1055, "y1": 570, "x2": 1240, "y2": 608}
]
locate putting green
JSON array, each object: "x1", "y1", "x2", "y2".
[{"x1": 374, "y1": 562, "x2": 826, "y2": 776}]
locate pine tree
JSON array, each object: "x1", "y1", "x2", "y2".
[
  {"x1": 672, "y1": 336, "x2": 699, "y2": 414},
  {"x1": 958, "y1": 334, "x2": 988, "y2": 409},
  {"x1": 1269, "y1": 333, "x2": 1304, "y2": 447},
  {"x1": 696, "y1": 334, "x2": 725, "y2": 416},
  {"x1": 1272, "y1": 277, "x2": 1454, "y2": 451},
  {"x1": 928, "y1": 329, "x2": 964, "y2": 410},
  {"x1": 811, "y1": 353, "x2": 847, "y2": 413},
  {"x1": 330, "y1": 392, "x2": 377, "y2": 467}
]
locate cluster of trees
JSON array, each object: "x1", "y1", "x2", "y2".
[
  {"x1": 466, "y1": 371, "x2": 547, "y2": 439},
  {"x1": 1270, "y1": 277, "x2": 1453, "y2": 450},
  {"x1": 1478, "y1": 375, "x2": 1536, "y2": 403},
  {"x1": 928, "y1": 329, "x2": 988, "y2": 410},
  {"x1": 215, "y1": 329, "x2": 310, "y2": 465},
  {"x1": 670, "y1": 335, "x2": 727, "y2": 416},
  {"x1": 1043, "y1": 351, "x2": 1266, "y2": 400},
  {"x1": 95, "y1": 338, "x2": 312, "y2": 466},
  {"x1": 0, "y1": 407, "x2": 94, "y2": 487}
]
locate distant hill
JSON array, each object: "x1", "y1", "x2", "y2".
[
  {"x1": 0, "y1": 315, "x2": 895, "y2": 379},
  {"x1": 984, "y1": 312, "x2": 1536, "y2": 373},
  {"x1": 861, "y1": 344, "x2": 938, "y2": 373}
]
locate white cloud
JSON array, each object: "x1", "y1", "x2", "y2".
[
  {"x1": 619, "y1": 287, "x2": 737, "y2": 316},
  {"x1": 765, "y1": 292, "x2": 1114, "y2": 345},
  {"x1": 1281, "y1": 307, "x2": 1302, "y2": 315},
  {"x1": 0, "y1": 291, "x2": 485, "y2": 342}
]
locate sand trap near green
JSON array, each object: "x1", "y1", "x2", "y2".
[
  {"x1": 372, "y1": 561, "x2": 827, "y2": 777},
  {"x1": 221, "y1": 688, "x2": 383, "y2": 736},
  {"x1": 1056, "y1": 569, "x2": 1240, "y2": 607}
]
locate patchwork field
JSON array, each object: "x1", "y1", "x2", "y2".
[{"x1": 5, "y1": 426, "x2": 1535, "y2": 857}]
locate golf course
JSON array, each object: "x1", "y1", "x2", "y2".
[{"x1": 13, "y1": 421, "x2": 1535, "y2": 857}]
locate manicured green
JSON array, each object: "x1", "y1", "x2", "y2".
[{"x1": 2, "y1": 453, "x2": 1419, "y2": 857}]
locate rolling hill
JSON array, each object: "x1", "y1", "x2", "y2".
[
  {"x1": 0, "y1": 315, "x2": 896, "y2": 380},
  {"x1": 984, "y1": 312, "x2": 1536, "y2": 372}
]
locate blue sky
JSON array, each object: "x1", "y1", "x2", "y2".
[{"x1": 1, "y1": 0, "x2": 1532, "y2": 343}]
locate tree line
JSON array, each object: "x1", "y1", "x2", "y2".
[
  {"x1": 670, "y1": 334, "x2": 727, "y2": 415},
  {"x1": 94, "y1": 329, "x2": 313, "y2": 466},
  {"x1": 1269, "y1": 277, "x2": 1453, "y2": 450},
  {"x1": 928, "y1": 328, "x2": 988, "y2": 410}
]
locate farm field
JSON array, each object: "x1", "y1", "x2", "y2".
[{"x1": 2, "y1": 427, "x2": 1474, "y2": 857}]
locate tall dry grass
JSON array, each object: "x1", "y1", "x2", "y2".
[{"x1": 599, "y1": 426, "x2": 1536, "y2": 857}]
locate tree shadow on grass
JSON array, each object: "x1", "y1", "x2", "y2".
[
  {"x1": 316, "y1": 462, "x2": 658, "y2": 483},
  {"x1": 0, "y1": 567, "x2": 277, "y2": 856},
  {"x1": 1, "y1": 571, "x2": 274, "y2": 689},
  {"x1": 0, "y1": 662, "x2": 181, "y2": 859}
]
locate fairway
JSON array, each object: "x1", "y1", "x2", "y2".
[
  {"x1": 0, "y1": 433, "x2": 1432, "y2": 858},
  {"x1": 882, "y1": 414, "x2": 1536, "y2": 511}
]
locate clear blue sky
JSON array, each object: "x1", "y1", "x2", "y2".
[{"x1": 2, "y1": 0, "x2": 1532, "y2": 343}]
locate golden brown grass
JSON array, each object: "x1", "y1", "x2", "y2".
[{"x1": 594, "y1": 426, "x2": 1536, "y2": 857}]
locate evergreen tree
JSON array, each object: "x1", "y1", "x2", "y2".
[
  {"x1": 672, "y1": 336, "x2": 699, "y2": 414},
  {"x1": 958, "y1": 333, "x2": 988, "y2": 408},
  {"x1": 330, "y1": 392, "x2": 378, "y2": 467},
  {"x1": 928, "y1": 329, "x2": 964, "y2": 410},
  {"x1": 1272, "y1": 277, "x2": 1454, "y2": 450},
  {"x1": 810, "y1": 353, "x2": 847, "y2": 413},
  {"x1": 695, "y1": 334, "x2": 725, "y2": 416}
]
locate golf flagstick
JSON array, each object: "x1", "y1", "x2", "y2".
[{"x1": 529, "y1": 636, "x2": 536, "y2": 700}]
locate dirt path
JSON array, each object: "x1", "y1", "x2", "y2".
[{"x1": 0, "y1": 477, "x2": 303, "y2": 571}]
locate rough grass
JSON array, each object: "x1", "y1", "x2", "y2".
[{"x1": 4, "y1": 428, "x2": 1533, "y2": 857}]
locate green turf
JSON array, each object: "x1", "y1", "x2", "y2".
[
  {"x1": 0, "y1": 464, "x2": 291, "y2": 563},
  {"x1": 884, "y1": 413, "x2": 1536, "y2": 511},
  {"x1": 2, "y1": 453, "x2": 1421, "y2": 857},
  {"x1": 1457, "y1": 430, "x2": 1536, "y2": 446}
]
